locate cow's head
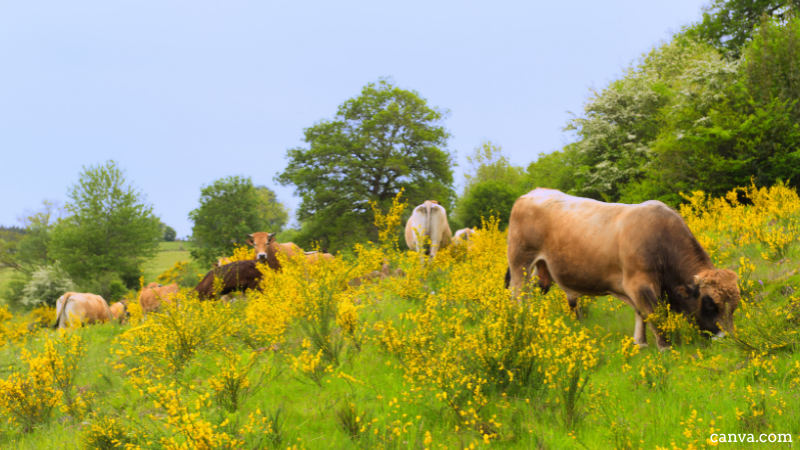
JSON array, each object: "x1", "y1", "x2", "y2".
[
  {"x1": 676, "y1": 269, "x2": 740, "y2": 337},
  {"x1": 246, "y1": 232, "x2": 276, "y2": 260}
]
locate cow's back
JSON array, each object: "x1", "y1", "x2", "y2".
[
  {"x1": 509, "y1": 189, "x2": 682, "y2": 295},
  {"x1": 55, "y1": 292, "x2": 111, "y2": 328}
]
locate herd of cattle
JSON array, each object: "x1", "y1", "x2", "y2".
[{"x1": 51, "y1": 188, "x2": 741, "y2": 350}]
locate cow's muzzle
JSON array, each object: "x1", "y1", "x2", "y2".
[{"x1": 257, "y1": 253, "x2": 267, "y2": 260}]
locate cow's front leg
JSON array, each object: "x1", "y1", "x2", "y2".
[
  {"x1": 624, "y1": 279, "x2": 670, "y2": 350},
  {"x1": 633, "y1": 310, "x2": 648, "y2": 348}
]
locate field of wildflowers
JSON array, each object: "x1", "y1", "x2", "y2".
[{"x1": 1, "y1": 186, "x2": 799, "y2": 449}]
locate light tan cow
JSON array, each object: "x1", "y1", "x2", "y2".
[
  {"x1": 138, "y1": 283, "x2": 179, "y2": 312},
  {"x1": 506, "y1": 188, "x2": 740, "y2": 350},
  {"x1": 405, "y1": 200, "x2": 452, "y2": 261},
  {"x1": 453, "y1": 228, "x2": 478, "y2": 247},
  {"x1": 109, "y1": 299, "x2": 129, "y2": 322},
  {"x1": 53, "y1": 292, "x2": 112, "y2": 329}
]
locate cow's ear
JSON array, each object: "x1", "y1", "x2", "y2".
[
  {"x1": 268, "y1": 233, "x2": 276, "y2": 242},
  {"x1": 675, "y1": 284, "x2": 700, "y2": 311},
  {"x1": 246, "y1": 238, "x2": 254, "y2": 246}
]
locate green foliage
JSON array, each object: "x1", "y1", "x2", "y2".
[
  {"x1": 20, "y1": 264, "x2": 75, "y2": 308},
  {"x1": 548, "y1": 15, "x2": 800, "y2": 205},
  {"x1": 81, "y1": 272, "x2": 128, "y2": 303},
  {"x1": 743, "y1": 13, "x2": 800, "y2": 123},
  {"x1": 255, "y1": 186, "x2": 290, "y2": 233},
  {"x1": 456, "y1": 141, "x2": 527, "y2": 229},
  {"x1": 2, "y1": 272, "x2": 31, "y2": 311},
  {"x1": 526, "y1": 144, "x2": 582, "y2": 194},
  {"x1": 189, "y1": 176, "x2": 274, "y2": 267},
  {"x1": 0, "y1": 201, "x2": 62, "y2": 276},
  {"x1": 685, "y1": 0, "x2": 799, "y2": 58},
  {"x1": 457, "y1": 180, "x2": 521, "y2": 229},
  {"x1": 50, "y1": 161, "x2": 161, "y2": 288},
  {"x1": 276, "y1": 78, "x2": 454, "y2": 251},
  {"x1": 163, "y1": 225, "x2": 177, "y2": 242}
]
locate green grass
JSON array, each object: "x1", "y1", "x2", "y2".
[
  {"x1": 141, "y1": 241, "x2": 196, "y2": 283},
  {"x1": 0, "y1": 267, "x2": 13, "y2": 306}
]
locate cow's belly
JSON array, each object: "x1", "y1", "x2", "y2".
[{"x1": 543, "y1": 251, "x2": 623, "y2": 297}]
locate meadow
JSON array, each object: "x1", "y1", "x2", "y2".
[{"x1": 1, "y1": 186, "x2": 799, "y2": 449}]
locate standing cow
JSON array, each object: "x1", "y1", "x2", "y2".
[
  {"x1": 53, "y1": 292, "x2": 113, "y2": 329},
  {"x1": 506, "y1": 188, "x2": 740, "y2": 350},
  {"x1": 405, "y1": 200, "x2": 452, "y2": 261}
]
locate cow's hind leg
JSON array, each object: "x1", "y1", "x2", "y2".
[{"x1": 507, "y1": 250, "x2": 537, "y2": 301}]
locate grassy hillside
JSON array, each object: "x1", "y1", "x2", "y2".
[
  {"x1": 141, "y1": 241, "x2": 197, "y2": 284},
  {"x1": 1, "y1": 188, "x2": 800, "y2": 449}
]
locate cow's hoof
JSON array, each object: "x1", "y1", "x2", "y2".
[
  {"x1": 636, "y1": 342, "x2": 649, "y2": 349},
  {"x1": 657, "y1": 345, "x2": 672, "y2": 352}
]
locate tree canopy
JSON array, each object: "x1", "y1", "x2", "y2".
[
  {"x1": 189, "y1": 176, "x2": 287, "y2": 267},
  {"x1": 276, "y1": 79, "x2": 454, "y2": 250},
  {"x1": 50, "y1": 161, "x2": 161, "y2": 289},
  {"x1": 528, "y1": 10, "x2": 800, "y2": 206},
  {"x1": 686, "y1": 0, "x2": 800, "y2": 57}
]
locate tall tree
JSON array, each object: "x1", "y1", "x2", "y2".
[
  {"x1": 255, "y1": 186, "x2": 290, "y2": 232},
  {"x1": 276, "y1": 79, "x2": 454, "y2": 250},
  {"x1": 50, "y1": 161, "x2": 161, "y2": 288},
  {"x1": 456, "y1": 142, "x2": 527, "y2": 228},
  {"x1": 189, "y1": 176, "x2": 270, "y2": 267},
  {"x1": 686, "y1": 0, "x2": 800, "y2": 58}
]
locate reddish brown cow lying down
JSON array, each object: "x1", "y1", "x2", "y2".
[
  {"x1": 506, "y1": 188, "x2": 740, "y2": 350},
  {"x1": 53, "y1": 292, "x2": 112, "y2": 329},
  {"x1": 193, "y1": 260, "x2": 264, "y2": 300}
]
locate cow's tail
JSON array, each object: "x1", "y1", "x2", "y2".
[
  {"x1": 53, "y1": 295, "x2": 73, "y2": 329},
  {"x1": 504, "y1": 267, "x2": 511, "y2": 289}
]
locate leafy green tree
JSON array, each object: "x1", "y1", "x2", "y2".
[
  {"x1": 455, "y1": 142, "x2": 527, "y2": 228},
  {"x1": 526, "y1": 144, "x2": 583, "y2": 195},
  {"x1": 276, "y1": 79, "x2": 454, "y2": 250},
  {"x1": 0, "y1": 202, "x2": 61, "y2": 275},
  {"x1": 189, "y1": 176, "x2": 270, "y2": 267},
  {"x1": 462, "y1": 141, "x2": 526, "y2": 192},
  {"x1": 685, "y1": 0, "x2": 799, "y2": 57},
  {"x1": 255, "y1": 186, "x2": 289, "y2": 232},
  {"x1": 457, "y1": 180, "x2": 521, "y2": 229},
  {"x1": 50, "y1": 161, "x2": 161, "y2": 288},
  {"x1": 163, "y1": 226, "x2": 177, "y2": 242}
]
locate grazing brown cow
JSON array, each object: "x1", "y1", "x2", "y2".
[
  {"x1": 506, "y1": 188, "x2": 740, "y2": 350},
  {"x1": 138, "y1": 283, "x2": 179, "y2": 312},
  {"x1": 405, "y1": 200, "x2": 452, "y2": 261},
  {"x1": 53, "y1": 292, "x2": 112, "y2": 329},
  {"x1": 246, "y1": 232, "x2": 334, "y2": 269},
  {"x1": 193, "y1": 260, "x2": 265, "y2": 300},
  {"x1": 109, "y1": 299, "x2": 129, "y2": 322}
]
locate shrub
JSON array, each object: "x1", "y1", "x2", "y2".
[
  {"x1": 20, "y1": 264, "x2": 74, "y2": 308},
  {"x1": 80, "y1": 415, "x2": 138, "y2": 450}
]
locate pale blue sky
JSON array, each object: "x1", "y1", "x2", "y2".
[{"x1": 1, "y1": 0, "x2": 707, "y2": 237}]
